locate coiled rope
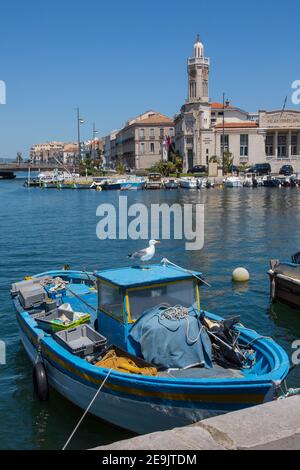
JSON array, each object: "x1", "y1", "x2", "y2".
[{"x1": 159, "y1": 304, "x2": 204, "y2": 345}]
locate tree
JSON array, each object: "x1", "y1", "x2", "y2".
[
  {"x1": 209, "y1": 155, "x2": 220, "y2": 164},
  {"x1": 148, "y1": 161, "x2": 177, "y2": 176},
  {"x1": 16, "y1": 152, "x2": 23, "y2": 164},
  {"x1": 223, "y1": 150, "x2": 234, "y2": 174},
  {"x1": 116, "y1": 159, "x2": 126, "y2": 174}
]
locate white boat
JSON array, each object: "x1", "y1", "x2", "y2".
[
  {"x1": 179, "y1": 177, "x2": 198, "y2": 189},
  {"x1": 164, "y1": 178, "x2": 179, "y2": 189},
  {"x1": 197, "y1": 177, "x2": 214, "y2": 189},
  {"x1": 224, "y1": 177, "x2": 243, "y2": 188}
]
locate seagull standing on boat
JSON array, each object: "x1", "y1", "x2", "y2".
[{"x1": 128, "y1": 240, "x2": 160, "y2": 263}]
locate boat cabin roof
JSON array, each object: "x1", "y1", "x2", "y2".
[{"x1": 95, "y1": 264, "x2": 203, "y2": 289}]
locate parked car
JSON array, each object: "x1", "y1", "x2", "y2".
[
  {"x1": 279, "y1": 165, "x2": 294, "y2": 176},
  {"x1": 188, "y1": 165, "x2": 207, "y2": 174},
  {"x1": 249, "y1": 163, "x2": 271, "y2": 176}
]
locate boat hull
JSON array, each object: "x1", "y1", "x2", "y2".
[
  {"x1": 18, "y1": 316, "x2": 277, "y2": 434},
  {"x1": 269, "y1": 270, "x2": 300, "y2": 308}
]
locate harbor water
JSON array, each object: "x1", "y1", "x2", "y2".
[{"x1": 1, "y1": 176, "x2": 300, "y2": 449}]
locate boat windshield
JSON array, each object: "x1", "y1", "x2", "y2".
[{"x1": 129, "y1": 280, "x2": 197, "y2": 322}]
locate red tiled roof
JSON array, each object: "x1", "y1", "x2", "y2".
[
  {"x1": 215, "y1": 122, "x2": 258, "y2": 129},
  {"x1": 211, "y1": 102, "x2": 233, "y2": 109},
  {"x1": 138, "y1": 113, "x2": 174, "y2": 125}
]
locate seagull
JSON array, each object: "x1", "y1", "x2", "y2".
[{"x1": 128, "y1": 240, "x2": 160, "y2": 264}]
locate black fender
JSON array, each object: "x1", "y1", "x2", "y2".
[{"x1": 33, "y1": 361, "x2": 49, "y2": 401}]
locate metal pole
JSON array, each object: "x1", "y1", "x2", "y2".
[
  {"x1": 77, "y1": 107, "x2": 81, "y2": 161},
  {"x1": 92, "y1": 123, "x2": 96, "y2": 160},
  {"x1": 222, "y1": 92, "x2": 225, "y2": 176}
]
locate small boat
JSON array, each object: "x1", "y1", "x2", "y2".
[
  {"x1": 12, "y1": 260, "x2": 290, "y2": 434},
  {"x1": 263, "y1": 176, "x2": 281, "y2": 188},
  {"x1": 120, "y1": 178, "x2": 146, "y2": 190},
  {"x1": 179, "y1": 177, "x2": 198, "y2": 189},
  {"x1": 146, "y1": 173, "x2": 163, "y2": 189},
  {"x1": 197, "y1": 178, "x2": 214, "y2": 189},
  {"x1": 269, "y1": 252, "x2": 300, "y2": 308},
  {"x1": 224, "y1": 177, "x2": 243, "y2": 188},
  {"x1": 242, "y1": 174, "x2": 254, "y2": 187},
  {"x1": 164, "y1": 178, "x2": 179, "y2": 189},
  {"x1": 102, "y1": 178, "x2": 126, "y2": 190},
  {"x1": 0, "y1": 171, "x2": 16, "y2": 180}
]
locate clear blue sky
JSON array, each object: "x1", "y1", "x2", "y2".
[{"x1": 0, "y1": 0, "x2": 300, "y2": 159}]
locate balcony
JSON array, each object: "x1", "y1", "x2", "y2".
[
  {"x1": 266, "y1": 156, "x2": 300, "y2": 161},
  {"x1": 188, "y1": 57, "x2": 210, "y2": 66}
]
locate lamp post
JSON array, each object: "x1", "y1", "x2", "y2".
[
  {"x1": 76, "y1": 108, "x2": 84, "y2": 161},
  {"x1": 92, "y1": 123, "x2": 98, "y2": 160},
  {"x1": 222, "y1": 92, "x2": 225, "y2": 176}
]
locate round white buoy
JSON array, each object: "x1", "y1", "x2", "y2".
[{"x1": 232, "y1": 267, "x2": 250, "y2": 282}]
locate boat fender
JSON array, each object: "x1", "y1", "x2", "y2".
[{"x1": 33, "y1": 362, "x2": 49, "y2": 401}]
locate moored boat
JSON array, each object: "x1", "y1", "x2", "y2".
[
  {"x1": 179, "y1": 177, "x2": 198, "y2": 189},
  {"x1": 164, "y1": 178, "x2": 179, "y2": 189},
  {"x1": 269, "y1": 252, "x2": 300, "y2": 308},
  {"x1": 224, "y1": 177, "x2": 243, "y2": 188},
  {"x1": 11, "y1": 260, "x2": 290, "y2": 434},
  {"x1": 120, "y1": 177, "x2": 146, "y2": 190}
]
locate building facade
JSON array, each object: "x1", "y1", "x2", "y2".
[
  {"x1": 30, "y1": 142, "x2": 65, "y2": 164},
  {"x1": 115, "y1": 111, "x2": 174, "y2": 170},
  {"x1": 175, "y1": 36, "x2": 300, "y2": 172}
]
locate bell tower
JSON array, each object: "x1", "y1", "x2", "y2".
[{"x1": 187, "y1": 34, "x2": 210, "y2": 103}]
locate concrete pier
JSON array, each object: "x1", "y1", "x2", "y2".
[{"x1": 93, "y1": 396, "x2": 300, "y2": 450}]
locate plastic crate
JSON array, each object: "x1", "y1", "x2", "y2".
[
  {"x1": 55, "y1": 325, "x2": 107, "y2": 356},
  {"x1": 35, "y1": 308, "x2": 91, "y2": 333}
]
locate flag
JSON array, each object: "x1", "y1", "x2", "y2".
[{"x1": 280, "y1": 96, "x2": 288, "y2": 119}]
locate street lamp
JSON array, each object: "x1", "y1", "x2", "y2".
[
  {"x1": 222, "y1": 92, "x2": 225, "y2": 176},
  {"x1": 76, "y1": 107, "x2": 84, "y2": 161},
  {"x1": 92, "y1": 123, "x2": 98, "y2": 160}
]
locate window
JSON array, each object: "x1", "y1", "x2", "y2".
[
  {"x1": 170, "y1": 128, "x2": 174, "y2": 137},
  {"x1": 150, "y1": 128, "x2": 155, "y2": 138},
  {"x1": 98, "y1": 283, "x2": 124, "y2": 322},
  {"x1": 160, "y1": 128, "x2": 164, "y2": 138},
  {"x1": 291, "y1": 134, "x2": 298, "y2": 156},
  {"x1": 129, "y1": 281, "x2": 197, "y2": 321},
  {"x1": 140, "y1": 128, "x2": 145, "y2": 139},
  {"x1": 150, "y1": 142, "x2": 155, "y2": 153},
  {"x1": 266, "y1": 134, "x2": 274, "y2": 156},
  {"x1": 140, "y1": 143, "x2": 145, "y2": 155},
  {"x1": 240, "y1": 134, "x2": 248, "y2": 156},
  {"x1": 220, "y1": 134, "x2": 229, "y2": 152},
  {"x1": 278, "y1": 134, "x2": 287, "y2": 158}
]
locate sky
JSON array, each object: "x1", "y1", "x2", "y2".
[{"x1": 0, "y1": 0, "x2": 300, "y2": 159}]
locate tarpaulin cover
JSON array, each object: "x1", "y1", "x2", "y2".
[{"x1": 128, "y1": 304, "x2": 212, "y2": 369}]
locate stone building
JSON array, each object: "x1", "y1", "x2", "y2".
[
  {"x1": 175, "y1": 36, "x2": 300, "y2": 172},
  {"x1": 30, "y1": 142, "x2": 65, "y2": 164},
  {"x1": 115, "y1": 110, "x2": 174, "y2": 170}
]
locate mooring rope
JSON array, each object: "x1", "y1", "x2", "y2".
[
  {"x1": 160, "y1": 258, "x2": 211, "y2": 287},
  {"x1": 62, "y1": 367, "x2": 113, "y2": 451}
]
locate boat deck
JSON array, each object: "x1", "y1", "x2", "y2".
[{"x1": 158, "y1": 364, "x2": 244, "y2": 379}]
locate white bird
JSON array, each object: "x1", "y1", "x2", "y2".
[{"x1": 128, "y1": 240, "x2": 160, "y2": 263}]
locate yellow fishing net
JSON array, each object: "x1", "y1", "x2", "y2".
[{"x1": 95, "y1": 350, "x2": 157, "y2": 376}]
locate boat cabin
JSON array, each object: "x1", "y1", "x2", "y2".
[{"x1": 95, "y1": 263, "x2": 203, "y2": 354}]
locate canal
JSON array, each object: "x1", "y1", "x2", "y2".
[{"x1": 1, "y1": 176, "x2": 300, "y2": 449}]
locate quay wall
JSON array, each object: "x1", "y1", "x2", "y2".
[{"x1": 92, "y1": 396, "x2": 300, "y2": 450}]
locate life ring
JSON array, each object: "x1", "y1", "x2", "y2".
[{"x1": 33, "y1": 362, "x2": 49, "y2": 401}]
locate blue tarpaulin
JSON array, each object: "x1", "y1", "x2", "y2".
[{"x1": 128, "y1": 304, "x2": 212, "y2": 370}]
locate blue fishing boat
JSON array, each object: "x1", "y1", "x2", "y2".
[
  {"x1": 11, "y1": 260, "x2": 290, "y2": 434},
  {"x1": 120, "y1": 178, "x2": 146, "y2": 190}
]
